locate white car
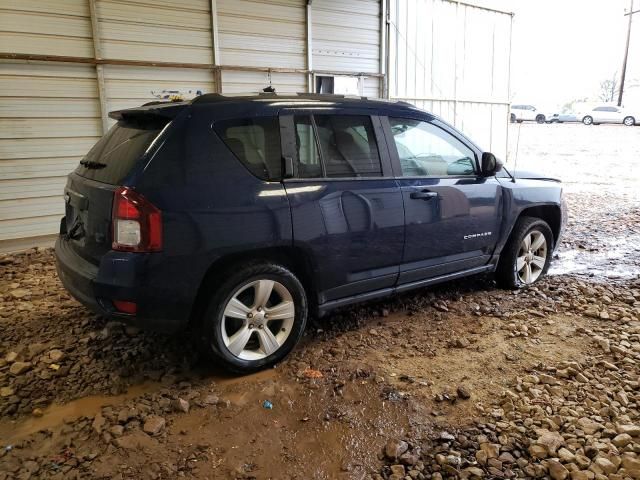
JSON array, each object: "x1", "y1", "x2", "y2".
[
  {"x1": 580, "y1": 105, "x2": 637, "y2": 126},
  {"x1": 510, "y1": 104, "x2": 548, "y2": 124}
]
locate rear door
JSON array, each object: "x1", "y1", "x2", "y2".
[
  {"x1": 382, "y1": 115, "x2": 502, "y2": 284},
  {"x1": 280, "y1": 111, "x2": 404, "y2": 303}
]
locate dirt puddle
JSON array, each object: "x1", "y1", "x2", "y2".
[{"x1": 0, "y1": 368, "x2": 277, "y2": 445}]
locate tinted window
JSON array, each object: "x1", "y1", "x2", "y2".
[
  {"x1": 75, "y1": 119, "x2": 166, "y2": 185},
  {"x1": 389, "y1": 118, "x2": 476, "y2": 177},
  {"x1": 293, "y1": 116, "x2": 322, "y2": 178},
  {"x1": 594, "y1": 107, "x2": 607, "y2": 111},
  {"x1": 215, "y1": 117, "x2": 281, "y2": 181},
  {"x1": 314, "y1": 115, "x2": 382, "y2": 177}
]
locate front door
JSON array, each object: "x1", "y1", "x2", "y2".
[
  {"x1": 280, "y1": 112, "x2": 405, "y2": 304},
  {"x1": 382, "y1": 116, "x2": 502, "y2": 284}
]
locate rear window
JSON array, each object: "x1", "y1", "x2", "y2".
[
  {"x1": 214, "y1": 117, "x2": 281, "y2": 181},
  {"x1": 75, "y1": 119, "x2": 166, "y2": 184}
]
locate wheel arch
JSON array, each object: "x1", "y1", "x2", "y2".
[
  {"x1": 516, "y1": 204, "x2": 562, "y2": 248},
  {"x1": 188, "y1": 246, "x2": 318, "y2": 328}
]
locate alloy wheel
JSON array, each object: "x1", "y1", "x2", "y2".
[
  {"x1": 516, "y1": 230, "x2": 547, "y2": 284},
  {"x1": 220, "y1": 279, "x2": 295, "y2": 361}
]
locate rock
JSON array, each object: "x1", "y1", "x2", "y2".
[
  {"x1": 612, "y1": 433, "x2": 633, "y2": 448},
  {"x1": 385, "y1": 439, "x2": 409, "y2": 460},
  {"x1": 390, "y1": 464, "x2": 405, "y2": 476},
  {"x1": 0, "y1": 387, "x2": 14, "y2": 397},
  {"x1": 536, "y1": 430, "x2": 565, "y2": 455},
  {"x1": 143, "y1": 416, "x2": 166, "y2": 436},
  {"x1": 464, "y1": 466, "x2": 485, "y2": 478},
  {"x1": 457, "y1": 385, "x2": 471, "y2": 399},
  {"x1": 577, "y1": 417, "x2": 604, "y2": 435},
  {"x1": 10, "y1": 288, "x2": 31, "y2": 299},
  {"x1": 48, "y1": 349, "x2": 65, "y2": 362},
  {"x1": 172, "y1": 398, "x2": 190, "y2": 413},
  {"x1": 202, "y1": 394, "x2": 219, "y2": 405},
  {"x1": 4, "y1": 352, "x2": 17, "y2": 362},
  {"x1": 32, "y1": 408, "x2": 44, "y2": 417},
  {"x1": 591, "y1": 457, "x2": 617, "y2": 475},
  {"x1": 479, "y1": 443, "x2": 500, "y2": 459},
  {"x1": 570, "y1": 472, "x2": 593, "y2": 480},
  {"x1": 109, "y1": 425, "x2": 124, "y2": 437},
  {"x1": 548, "y1": 459, "x2": 570, "y2": 480},
  {"x1": 439, "y1": 431, "x2": 455, "y2": 441},
  {"x1": 92, "y1": 413, "x2": 106, "y2": 434},
  {"x1": 453, "y1": 337, "x2": 470, "y2": 348},
  {"x1": 558, "y1": 448, "x2": 576, "y2": 463},
  {"x1": 399, "y1": 452, "x2": 419, "y2": 466},
  {"x1": 9, "y1": 361, "x2": 31, "y2": 375},
  {"x1": 617, "y1": 425, "x2": 640, "y2": 437},
  {"x1": 621, "y1": 456, "x2": 640, "y2": 479},
  {"x1": 529, "y1": 444, "x2": 548, "y2": 459}
]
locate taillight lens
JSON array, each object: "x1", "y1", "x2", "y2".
[{"x1": 112, "y1": 187, "x2": 162, "y2": 252}]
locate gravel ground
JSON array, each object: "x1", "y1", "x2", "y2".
[{"x1": 0, "y1": 124, "x2": 639, "y2": 479}]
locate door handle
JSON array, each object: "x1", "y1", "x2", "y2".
[{"x1": 409, "y1": 190, "x2": 438, "y2": 200}]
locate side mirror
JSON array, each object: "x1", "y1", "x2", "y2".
[{"x1": 481, "y1": 152, "x2": 503, "y2": 176}]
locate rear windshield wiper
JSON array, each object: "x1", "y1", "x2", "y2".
[{"x1": 79, "y1": 159, "x2": 107, "y2": 170}]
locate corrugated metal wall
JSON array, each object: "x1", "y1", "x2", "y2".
[
  {"x1": 218, "y1": 0, "x2": 307, "y2": 94},
  {"x1": 312, "y1": 0, "x2": 381, "y2": 96},
  {"x1": 388, "y1": 0, "x2": 512, "y2": 158}
]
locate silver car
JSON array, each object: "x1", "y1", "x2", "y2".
[{"x1": 580, "y1": 106, "x2": 637, "y2": 126}]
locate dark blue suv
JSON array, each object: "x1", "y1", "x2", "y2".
[{"x1": 55, "y1": 94, "x2": 566, "y2": 372}]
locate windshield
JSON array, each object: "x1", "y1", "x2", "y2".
[{"x1": 74, "y1": 119, "x2": 167, "y2": 184}]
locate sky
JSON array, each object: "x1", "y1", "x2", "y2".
[{"x1": 487, "y1": 0, "x2": 639, "y2": 110}]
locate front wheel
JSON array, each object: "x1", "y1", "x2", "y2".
[
  {"x1": 510, "y1": 113, "x2": 516, "y2": 123},
  {"x1": 623, "y1": 116, "x2": 635, "y2": 126},
  {"x1": 582, "y1": 116, "x2": 593, "y2": 125},
  {"x1": 536, "y1": 115, "x2": 546, "y2": 124},
  {"x1": 200, "y1": 262, "x2": 308, "y2": 373},
  {"x1": 496, "y1": 217, "x2": 554, "y2": 289}
]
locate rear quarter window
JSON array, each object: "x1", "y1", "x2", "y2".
[
  {"x1": 75, "y1": 119, "x2": 166, "y2": 184},
  {"x1": 214, "y1": 117, "x2": 281, "y2": 181}
]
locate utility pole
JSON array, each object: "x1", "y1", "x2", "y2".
[{"x1": 618, "y1": 0, "x2": 638, "y2": 106}]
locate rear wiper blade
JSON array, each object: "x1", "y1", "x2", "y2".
[{"x1": 79, "y1": 159, "x2": 107, "y2": 169}]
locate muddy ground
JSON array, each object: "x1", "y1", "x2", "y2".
[{"x1": 1, "y1": 123, "x2": 639, "y2": 479}]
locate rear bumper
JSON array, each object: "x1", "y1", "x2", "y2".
[{"x1": 54, "y1": 236, "x2": 191, "y2": 333}]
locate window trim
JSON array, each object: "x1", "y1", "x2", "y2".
[{"x1": 383, "y1": 115, "x2": 480, "y2": 179}]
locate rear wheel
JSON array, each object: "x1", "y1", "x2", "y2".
[
  {"x1": 510, "y1": 113, "x2": 516, "y2": 123},
  {"x1": 200, "y1": 262, "x2": 308, "y2": 373},
  {"x1": 582, "y1": 116, "x2": 593, "y2": 125},
  {"x1": 496, "y1": 217, "x2": 553, "y2": 289},
  {"x1": 623, "y1": 116, "x2": 635, "y2": 126}
]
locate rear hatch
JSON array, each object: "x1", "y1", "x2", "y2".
[{"x1": 62, "y1": 103, "x2": 185, "y2": 264}]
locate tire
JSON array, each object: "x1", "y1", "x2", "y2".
[
  {"x1": 536, "y1": 115, "x2": 545, "y2": 124},
  {"x1": 200, "y1": 262, "x2": 308, "y2": 373},
  {"x1": 582, "y1": 116, "x2": 593, "y2": 125},
  {"x1": 623, "y1": 116, "x2": 635, "y2": 126},
  {"x1": 496, "y1": 216, "x2": 554, "y2": 289},
  {"x1": 517, "y1": 120, "x2": 523, "y2": 124},
  {"x1": 510, "y1": 113, "x2": 516, "y2": 123}
]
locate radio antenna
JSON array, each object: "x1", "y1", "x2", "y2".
[{"x1": 511, "y1": 122, "x2": 522, "y2": 183}]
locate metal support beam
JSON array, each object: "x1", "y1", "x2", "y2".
[
  {"x1": 210, "y1": 0, "x2": 222, "y2": 93},
  {"x1": 380, "y1": 0, "x2": 388, "y2": 98},
  {"x1": 306, "y1": 2, "x2": 313, "y2": 93},
  {"x1": 88, "y1": 0, "x2": 109, "y2": 134}
]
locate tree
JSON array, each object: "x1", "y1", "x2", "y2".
[{"x1": 598, "y1": 74, "x2": 619, "y2": 103}]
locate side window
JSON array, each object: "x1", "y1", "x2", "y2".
[
  {"x1": 388, "y1": 117, "x2": 476, "y2": 177},
  {"x1": 293, "y1": 115, "x2": 322, "y2": 178},
  {"x1": 214, "y1": 117, "x2": 281, "y2": 181},
  {"x1": 314, "y1": 115, "x2": 382, "y2": 178},
  {"x1": 594, "y1": 107, "x2": 607, "y2": 112}
]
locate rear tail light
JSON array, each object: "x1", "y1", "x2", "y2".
[
  {"x1": 112, "y1": 187, "x2": 162, "y2": 252},
  {"x1": 112, "y1": 300, "x2": 137, "y2": 314}
]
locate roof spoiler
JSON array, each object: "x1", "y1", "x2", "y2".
[{"x1": 108, "y1": 102, "x2": 187, "y2": 122}]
